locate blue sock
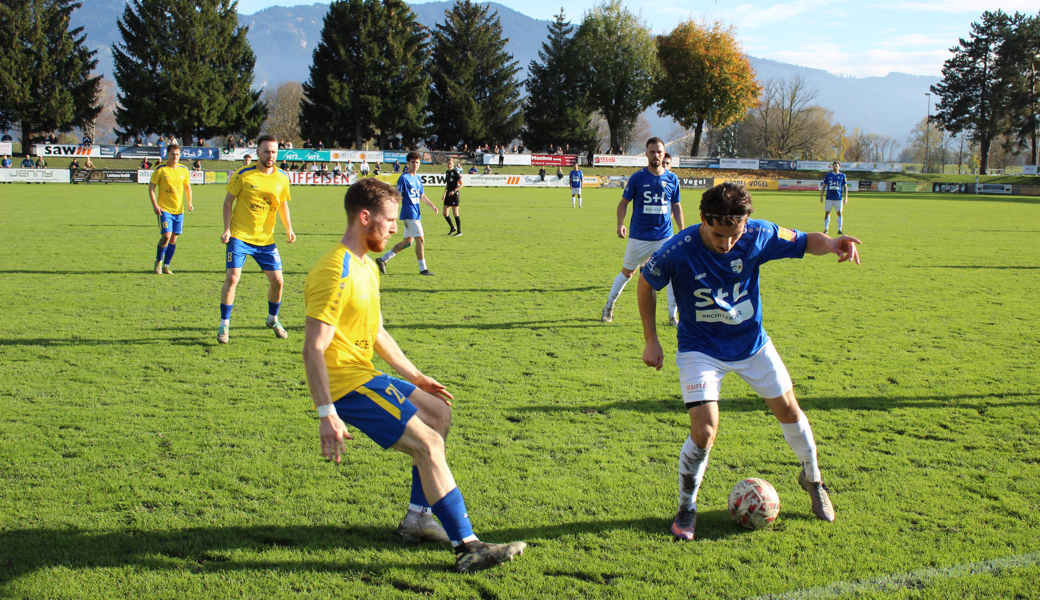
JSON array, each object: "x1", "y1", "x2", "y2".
[
  {"x1": 220, "y1": 303, "x2": 233, "y2": 320},
  {"x1": 163, "y1": 244, "x2": 176, "y2": 265},
  {"x1": 431, "y1": 487, "x2": 476, "y2": 546},
  {"x1": 156, "y1": 244, "x2": 166, "y2": 262},
  {"x1": 409, "y1": 466, "x2": 431, "y2": 511},
  {"x1": 268, "y1": 301, "x2": 281, "y2": 318}
]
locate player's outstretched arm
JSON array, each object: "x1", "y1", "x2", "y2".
[
  {"x1": 279, "y1": 201, "x2": 297, "y2": 243},
  {"x1": 805, "y1": 232, "x2": 862, "y2": 264},
  {"x1": 616, "y1": 198, "x2": 630, "y2": 239},
  {"x1": 637, "y1": 275, "x2": 665, "y2": 371},
  {"x1": 303, "y1": 317, "x2": 353, "y2": 463},
  {"x1": 375, "y1": 325, "x2": 454, "y2": 404}
]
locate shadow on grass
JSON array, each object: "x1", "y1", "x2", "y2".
[
  {"x1": 903, "y1": 265, "x2": 1040, "y2": 270},
  {"x1": 0, "y1": 269, "x2": 227, "y2": 275},
  {"x1": 0, "y1": 512, "x2": 764, "y2": 584},
  {"x1": 515, "y1": 392, "x2": 1039, "y2": 415},
  {"x1": 381, "y1": 286, "x2": 602, "y2": 295}
]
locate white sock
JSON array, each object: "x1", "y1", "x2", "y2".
[
  {"x1": 572, "y1": 196, "x2": 576, "y2": 207},
  {"x1": 780, "y1": 411, "x2": 821, "y2": 482},
  {"x1": 606, "y1": 273, "x2": 630, "y2": 309},
  {"x1": 678, "y1": 436, "x2": 711, "y2": 511},
  {"x1": 824, "y1": 215, "x2": 830, "y2": 231},
  {"x1": 578, "y1": 195, "x2": 582, "y2": 207},
  {"x1": 666, "y1": 283, "x2": 677, "y2": 319},
  {"x1": 418, "y1": 259, "x2": 427, "y2": 272},
  {"x1": 220, "y1": 319, "x2": 230, "y2": 327},
  {"x1": 382, "y1": 250, "x2": 396, "y2": 262},
  {"x1": 837, "y1": 216, "x2": 843, "y2": 231}
]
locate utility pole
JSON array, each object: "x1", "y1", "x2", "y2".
[{"x1": 924, "y1": 93, "x2": 931, "y2": 174}]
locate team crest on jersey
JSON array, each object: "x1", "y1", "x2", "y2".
[
  {"x1": 730, "y1": 259, "x2": 743, "y2": 274},
  {"x1": 646, "y1": 257, "x2": 661, "y2": 276}
]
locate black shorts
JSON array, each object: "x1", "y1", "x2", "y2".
[{"x1": 443, "y1": 192, "x2": 460, "y2": 207}]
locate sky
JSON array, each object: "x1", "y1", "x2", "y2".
[{"x1": 234, "y1": 0, "x2": 1040, "y2": 78}]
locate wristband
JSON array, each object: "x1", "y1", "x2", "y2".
[{"x1": 317, "y1": 404, "x2": 336, "y2": 418}]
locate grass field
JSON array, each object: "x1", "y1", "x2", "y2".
[{"x1": 1, "y1": 182, "x2": 1038, "y2": 599}]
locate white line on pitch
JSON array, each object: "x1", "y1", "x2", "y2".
[{"x1": 747, "y1": 553, "x2": 1040, "y2": 600}]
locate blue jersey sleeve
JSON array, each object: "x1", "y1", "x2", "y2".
[
  {"x1": 755, "y1": 221, "x2": 808, "y2": 263},
  {"x1": 622, "y1": 174, "x2": 638, "y2": 202},
  {"x1": 641, "y1": 238, "x2": 678, "y2": 292}
]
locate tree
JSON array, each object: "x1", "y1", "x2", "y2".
[
  {"x1": 428, "y1": 0, "x2": 523, "y2": 149},
  {"x1": 0, "y1": 0, "x2": 101, "y2": 145},
  {"x1": 261, "y1": 81, "x2": 304, "y2": 147},
  {"x1": 522, "y1": 9, "x2": 596, "y2": 152},
  {"x1": 300, "y1": 0, "x2": 430, "y2": 150},
  {"x1": 905, "y1": 116, "x2": 948, "y2": 172},
  {"x1": 743, "y1": 76, "x2": 839, "y2": 159},
  {"x1": 112, "y1": 0, "x2": 265, "y2": 145},
  {"x1": 930, "y1": 10, "x2": 1013, "y2": 175},
  {"x1": 574, "y1": 0, "x2": 658, "y2": 153},
  {"x1": 996, "y1": 13, "x2": 1040, "y2": 165},
  {"x1": 655, "y1": 19, "x2": 759, "y2": 157}
]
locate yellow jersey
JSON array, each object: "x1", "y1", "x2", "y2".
[
  {"x1": 226, "y1": 166, "x2": 291, "y2": 245},
  {"x1": 305, "y1": 244, "x2": 383, "y2": 399},
  {"x1": 149, "y1": 163, "x2": 191, "y2": 214}
]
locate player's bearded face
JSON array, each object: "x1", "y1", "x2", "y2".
[
  {"x1": 365, "y1": 205, "x2": 398, "y2": 252},
  {"x1": 258, "y1": 142, "x2": 277, "y2": 168},
  {"x1": 646, "y1": 144, "x2": 665, "y2": 168}
]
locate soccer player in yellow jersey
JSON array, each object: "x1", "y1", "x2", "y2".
[
  {"x1": 303, "y1": 179, "x2": 526, "y2": 573},
  {"x1": 217, "y1": 135, "x2": 296, "y2": 344},
  {"x1": 149, "y1": 145, "x2": 193, "y2": 274}
]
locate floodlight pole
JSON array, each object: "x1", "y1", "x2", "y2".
[{"x1": 924, "y1": 93, "x2": 931, "y2": 174}]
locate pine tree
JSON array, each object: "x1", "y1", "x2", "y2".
[
  {"x1": 522, "y1": 10, "x2": 596, "y2": 153},
  {"x1": 428, "y1": 0, "x2": 523, "y2": 150},
  {"x1": 931, "y1": 11, "x2": 1013, "y2": 175},
  {"x1": 112, "y1": 0, "x2": 265, "y2": 145},
  {"x1": 996, "y1": 13, "x2": 1040, "y2": 166},
  {"x1": 0, "y1": 0, "x2": 101, "y2": 146},
  {"x1": 300, "y1": 0, "x2": 430, "y2": 150}
]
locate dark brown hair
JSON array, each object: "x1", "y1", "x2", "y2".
[{"x1": 700, "y1": 182, "x2": 755, "y2": 226}]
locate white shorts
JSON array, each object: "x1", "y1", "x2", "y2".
[
  {"x1": 623, "y1": 237, "x2": 668, "y2": 271},
  {"x1": 571, "y1": 187, "x2": 582, "y2": 195},
  {"x1": 676, "y1": 339, "x2": 793, "y2": 404},
  {"x1": 824, "y1": 199, "x2": 844, "y2": 212},
  {"x1": 401, "y1": 219, "x2": 424, "y2": 239}
]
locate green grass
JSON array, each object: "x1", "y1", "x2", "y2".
[{"x1": 1, "y1": 183, "x2": 1039, "y2": 599}]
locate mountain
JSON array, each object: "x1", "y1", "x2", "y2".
[{"x1": 69, "y1": 1, "x2": 937, "y2": 145}]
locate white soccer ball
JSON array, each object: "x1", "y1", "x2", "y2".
[{"x1": 728, "y1": 477, "x2": 781, "y2": 529}]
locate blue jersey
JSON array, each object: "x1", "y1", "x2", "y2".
[
  {"x1": 397, "y1": 173, "x2": 424, "y2": 220},
  {"x1": 823, "y1": 172, "x2": 847, "y2": 200},
  {"x1": 569, "y1": 170, "x2": 583, "y2": 188},
  {"x1": 642, "y1": 219, "x2": 808, "y2": 361},
  {"x1": 622, "y1": 168, "x2": 681, "y2": 241}
]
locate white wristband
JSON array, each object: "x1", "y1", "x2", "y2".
[{"x1": 317, "y1": 404, "x2": 336, "y2": 418}]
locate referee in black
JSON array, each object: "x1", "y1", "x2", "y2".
[{"x1": 442, "y1": 157, "x2": 464, "y2": 236}]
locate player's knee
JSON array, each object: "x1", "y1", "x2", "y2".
[{"x1": 690, "y1": 424, "x2": 716, "y2": 448}]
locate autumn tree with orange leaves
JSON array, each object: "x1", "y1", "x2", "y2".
[{"x1": 655, "y1": 20, "x2": 760, "y2": 156}]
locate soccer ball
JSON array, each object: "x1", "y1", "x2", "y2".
[{"x1": 728, "y1": 478, "x2": 780, "y2": 529}]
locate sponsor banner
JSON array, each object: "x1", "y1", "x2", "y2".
[
  {"x1": 894, "y1": 181, "x2": 931, "y2": 192},
  {"x1": 594, "y1": 154, "x2": 647, "y2": 168},
  {"x1": 1024, "y1": 165, "x2": 1038, "y2": 175},
  {"x1": 530, "y1": 154, "x2": 577, "y2": 167},
  {"x1": 328, "y1": 150, "x2": 383, "y2": 163},
  {"x1": 679, "y1": 157, "x2": 720, "y2": 169},
  {"x1": 220, "y1": 147, "x2": 257, "y2": 161},
  {"x1": 0, "y1": 168, "x2": 72, "y2": 183},
  {"x1": 383, "y1": 151, "x2": 409, "y2": 164},
  {"x1": 720, "y1": 158, "x2": 760, "y2": 170},
  {"x1": 779, "y1": 179, "x2": 821, "y2": 191},
  {"x1": 0, "y1": 142, "x2": 11, "y2": 155},
  {"x1": 169, "y1": 147, "x2": 221, "y2": 160},
  {"x1": 600, "y1": 176, "x2": 628, "y2": 188},
  {"x1": 457, "y1": 174, "x2": 523, "y2": 187},
  {"x1": 520, "y1": 175, "x2": 570, "y2": 187},
  {"x1": 795, "y1": 160, "x2": 832, "y2": 171},
  {"x1": 116, "y1": 145, "x2": 163, "y2": 159},
  {"x1": 679, "y1": 177, "x2": 713, "y2": 189},
  {"x1": 759, "y1": 159, "x2": 796, "y2": 170},
  {"x1": 583, "y1": 175, "x2": 601, "y2": 188},
  {"x1": 932, "y1": 183, "x2": 968, "y2": 193},
  {"x1": 859, "y1": 180, "x2": 894, "y2": 192},
  {"x1": 976, "y1": 183, "x2": 1012, "y2": 195},
  {"x1": 278, "y1": 148, "x2": 330, "y2": 162},
  {"x1": 99, "y1": 169, "x2": 139, "y2": 183},
  {"x1": 714, "y1": 177, "x2": 778, "y2": 191},
  {"x1": 34, "y1": 144, "x2": 102, "y2": 158},
  {"x1": 205, "y1": 171, "x2": 229, "y2": 184},
  {"x1": 287, "y1": 171, "x2": 355, "y2": 185},
  {"x1": 483, "y1": 153, "x2": 531, "y2": 166},
  {"x1": 1012, "y1": 185, "x2": 1040, "y2": 196},
  {"x1": 844, "y1": 161, "x2": 902, "y2": 173}
]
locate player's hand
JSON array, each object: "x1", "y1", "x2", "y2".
[
  {"x1": 433, "y1": 207, "x2": 439, "y2": 215},
  {"x1": 832, "y1": 235, "x2": 862, "y2": 264},
  {"x1": 152, "y1": 204, "x2": 162, "y2": 216},
  {"x1": 319, "y1": 414, "x2": 352, "y2": 463},
  {"x1": 819, "y1": 197, "x2": 824, "y2": 204},
  {"x1": 414, "y1": 374, "x2": 453, "y2": 405},
  {"x1": 220, "y1": 229, "x2": 231, "y2": 244},
  {"x1": 287, "y1": 230, "x2": 297, "y2": 243},
  {"x1": 642, "y1": 339, "x2": 664, "y2": 371},
  {"x1": 617, "y1": 225, "x2": 627, "y2": 239},
  {"x1": 188, "y1": 203, "x2": 194, "y2": 212}
]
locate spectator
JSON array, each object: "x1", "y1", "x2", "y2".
[
  {"x1": 81, "y1": 133, "x2": 92, "y2": 146},
  {"x1": 135, "y1": 136, "x2": 143, "y2": 146},
  {"x1": 279, "y1": 159, "x2": 289, "y2": 171},
  {"x1": 21, "y1": 155, "x2": 35, "y2": 168},
  {"x1": 319, "y1": 162, "x2": 329, "y2": 174},
  {"x1": 225, "y1": 136, "x2": 234, "y2": 150},
  {"x1": 310, "y1": 162, "x2": 320, "y2": 172},
  {"x1": 359, "y1": 158, "x2": 369, "y2": 176},
  {"x1": 84, "y1": 157, "x2": 95, "y2": 169},
  {"x1": 157, "y1": 137, "x2": 166, "y2": 147},
  {"x1": 0, "y1": 131, "x2": 12, "y2": 142},
  {"x1": 483, "y1": 164, "x2": 491, "y2": 174},
  {"x1": 469, "y1": 164, "x2": 478, "y2": 174},
  {"x1": 556, "y1": 165, "x2": 564, "y2": 180},
  {"x1": 393, "y1": 160, "x2": 400, "y2": 173},
  {"x1": 517, "y1": 144, "x2": 525, "y2": 153},
  {"x1": 35, "y1": 156, "x2": 47, "y2": 169},
  {"x1": 289, "y1": 162, "x2": 299, "y2": 171},
  {"x1": 196, "y1": 139, "x2": 204, "y2": 147},
  {"x1": 140, "y1": 158, "x2": 152, "y2": 169},
  {"x1": 373, "y1": 162, "x2": 381, "y2": 176},
  {"x1": 69, "y1": 158, "x2": 80, "y2": 170},
  {"x1": 317, "y1": 140, "x2": 324, "y2": 150},
  {"x1": 2, "y1": 155, "x2": 12, "y2": 168},
  {"x1": 302, "y1": 139, "x2": 312, "y2": 149},
  {"x1": 332, "y1": 163, "x2": 342, "y2": 177},
  {"x1": 538, "y1": 165, "x2": 546, "y2": 181},
  {"x1": 193, "y1": 159, "x2": 203, "y2": 172},
  {"x1": 498, "y1": 145, "x2": 504, "y2": 167},
  {"x1": 242, "y1": 154, "x2": 252, "y2": 167}
]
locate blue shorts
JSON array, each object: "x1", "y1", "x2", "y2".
[
  {"x1": 333, "y1": 375, "x2": 418, "y2": 449},
  {"x1": 226, "y1": 237, "x2": 282, "y2": 271},
  {"x1": 158, "y1": 212, "x2": 184, "y2": 235}
]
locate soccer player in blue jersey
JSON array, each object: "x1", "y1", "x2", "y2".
[
  {"x1": 638, "y1": 182, "x2": 861, "y2": 540},
  {"x1": 820, "y1": 161, "x2": 848, "y2": 234},
  {"x1": 375, "y1": 151, "x2": 440, "y2": 276},
  {"x1": 602, "y1": 137, "x2": 683, "y2": 326},
  {"x1": 569, "y1": 164, "x2": 583, "y2": 208},
  {"x1": 148, "y1": 145, "x2": 193, "y2": 274},
  {"x1": 303, "y1": 178, "x2": 525, "y2": 572},
  {"x1": 217, "y1": 135, "x2": 296, "y2": 344}
]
